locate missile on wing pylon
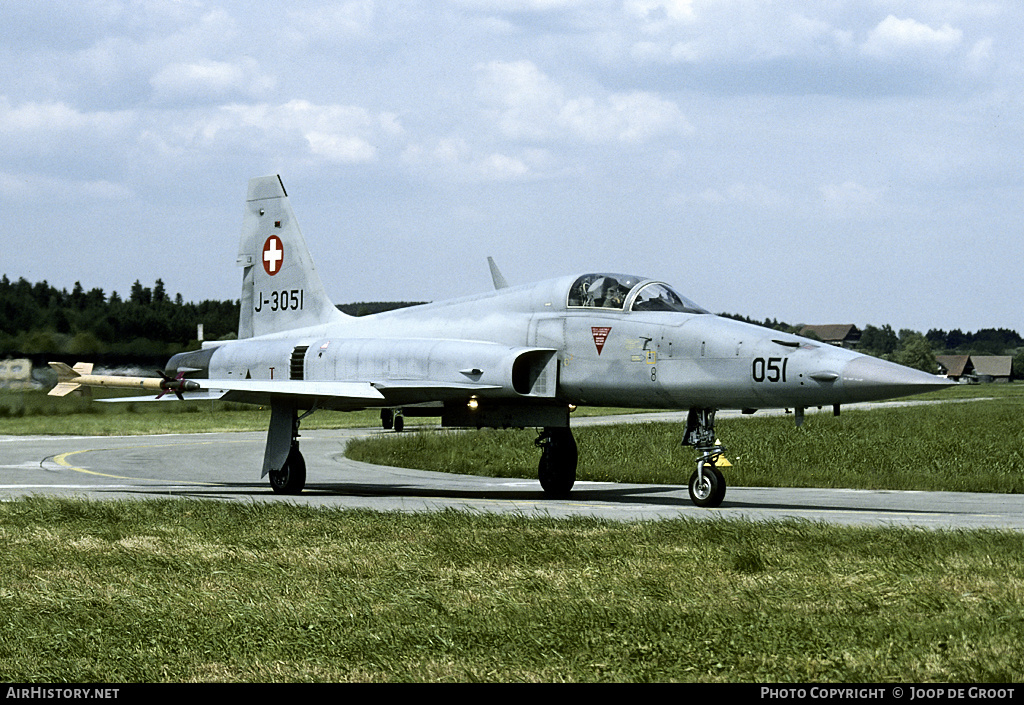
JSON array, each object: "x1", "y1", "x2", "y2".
[{"x1": 48, "y1": 362, "x2": 199, "y2": 400}]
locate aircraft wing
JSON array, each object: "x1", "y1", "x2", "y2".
[
  {"x1": 98, "y1": 378, "x2": 502, "y2": 406},
  {"x1": 207, "y1": 378, "x2": 504, "y2": 406},
  {"x1": 98, "y1": 379, "x2": 384, "y2": 405},
  {"x1": 208, "y1": 379, "x2": 389, "y2": 405}
]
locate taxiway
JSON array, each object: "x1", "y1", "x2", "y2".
[{"x1": 1, "y1": 423, "x2": 1021, "y2": 530}]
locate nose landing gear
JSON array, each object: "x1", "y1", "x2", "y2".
[{"x1": 682, "y1": 408, "x2": 727, "y2": 508}]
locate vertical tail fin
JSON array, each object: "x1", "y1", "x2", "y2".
[
  {"x1": 487, "y1": 257, "x2": 509, "y2": 290},
  {"x1": 237, "y1": 175, "x2": 348, "y2": 339}
]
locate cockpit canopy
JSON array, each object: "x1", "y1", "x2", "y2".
[{"x1": 567, "y1": 273, "x2": 708, "y2": 314}]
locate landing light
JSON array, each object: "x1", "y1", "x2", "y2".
[{"x1": 467, "y1": 396, "x2": 479, "y2": 411}]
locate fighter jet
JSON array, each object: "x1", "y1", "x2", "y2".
[{"x1": 51, "y1": 175, "x2": 952, "y2": 507}]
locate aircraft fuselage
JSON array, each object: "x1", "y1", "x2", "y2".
[{"x1": 173, "y1": 273, "x2": 941, "y2": 422}]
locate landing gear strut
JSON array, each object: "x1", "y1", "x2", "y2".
[
  {"x1": 264, "y1": 400, "x2": 316, "y2": 495},
  {"x1": 682, "y1": 408, "x2": 726, "y2": 508},
  {"x1": 536, "y1": 426, "x2": 577, "y2": 499}
]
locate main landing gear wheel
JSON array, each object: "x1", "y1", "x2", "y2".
[
  {"x1": 269, "y1": 446, "x2": 306, "y2": 495},
  {"x1": 380, "y1": 409, "x2": 405, "y2": 432},
  {"x1": 536, "y1": 427, "x2": 577, "y2": 499},
  {"x1": 688, "y1": 463, "x2": 725, "y2": 508}
]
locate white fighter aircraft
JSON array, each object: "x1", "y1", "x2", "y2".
[{"x1": 51, "y1": 175, "x2": 952, "y2": 507}]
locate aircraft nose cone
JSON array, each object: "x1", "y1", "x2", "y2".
[{"x1": 841, "y1": 356, "x2": 953, "y2": 403}]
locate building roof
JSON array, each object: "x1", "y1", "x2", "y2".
[
  {"x1": 971, "y1": 356, "x2": 1012, "y2": 377},
  {"x1": 936, "y1": 355, "x2": 970, "y2": 377},
  {"x1": 936, "y1": 354, "x2": 1012, "y2": 379}
]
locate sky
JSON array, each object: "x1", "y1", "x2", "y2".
[{"x1": 2, "y1": 0, "x2": 1022, "y2": 335}]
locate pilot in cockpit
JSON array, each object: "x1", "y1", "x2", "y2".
[{"x1": 586, "y1": 277, "x2": 628, "y2": 308}]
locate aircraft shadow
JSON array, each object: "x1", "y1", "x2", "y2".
[{"x1": 99, "y1": 479, "x2": 946, "y2": 517}]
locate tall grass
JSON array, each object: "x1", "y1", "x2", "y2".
[
  {"x1": 347, "y1": 397, "x2": 1024, "y2": 494},
  {"x1": 1, "y1": 498, "x2": 1021, "y2": 682}
]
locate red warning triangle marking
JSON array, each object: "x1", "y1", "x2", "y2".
[{"x1": 591, "y1": 326, "x2": 611, "y2": 355}]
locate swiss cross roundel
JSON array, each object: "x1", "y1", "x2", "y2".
[{"x1": 262, "y1": 235, "x2": 284, "y2": 276}]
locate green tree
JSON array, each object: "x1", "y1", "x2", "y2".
[
  {"x1": 897, "y1": 334, "x2": 939, "y2": 374},
  {"x1": 1013, "y1": 351, "x2": 1024, "y2": 381},
  {"x1": 860, "y1": 324, "x2": 898, "y2": 356}
]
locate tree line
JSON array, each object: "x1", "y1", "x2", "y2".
[
  {"x1": 0, "y1": 276, "x2": 239, "y2": 364},
  {"x1": 0, "y1": 275, "x2": 427, "y2": 366}
]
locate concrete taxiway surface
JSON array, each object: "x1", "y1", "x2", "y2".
[{"x1": 2, "y1": 420, "x2": 1021, "y2": 530}]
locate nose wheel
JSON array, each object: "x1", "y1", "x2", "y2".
[
  {"x1": 682, "y1": 408, "x2": 727, "y2": 508},
  {"x1": 688, "y1": 455, "x2": 726, "y2": 508}
]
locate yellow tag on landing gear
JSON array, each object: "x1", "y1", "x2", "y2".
[{"x1": 713, "y1": 439, "x2": 732, "y2": 467}]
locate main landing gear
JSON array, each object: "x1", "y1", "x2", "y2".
[
  {"x1": 682, "y1": 408, "x2": 727, "y2": 508},
  {"x1": 536, "y1": 427, "x2": 577, "y2": 499},
  {"x1": 264, "y1": 400, "x2": 316, "y2": 495},
  {"x1": 269, "y1": 444, "x2": 306, "y2": 495},
  {"x1": 380, "y1": 408, "x2": 405, "y2": 432}
]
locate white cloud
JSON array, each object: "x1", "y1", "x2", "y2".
[
  {"x1": 0, "y1": 170, "x2": 133, "y2": 203},
  {"x1": 284, "y1": 1, "x2": 376, "y2": 46},
  {"x1": 150, "y1": 58, "x2": 276, "y2": 104},
  {"x1": 476, "y1": 59, "x2": 690, "y2": 143},
  {"x1": 624, "y1": 0, "x2": 696, "y2": 26},
  {"x1": 203, "y1": 100, "x2": 403, "y2": 163},
  {"x1": 130, "y1": 99, "x2": 406, "y2": 170},
  {"x1": 696, "y1": 181, "x2": 791, "y2": 209},
  {"x1": 0, "y1": 96, "x2": 136, "y2": 166},
  {"x1": 453, "y1": 0, "x2": 609, "y2": 11},
  {"x1": 0, "y1": 97, "x2": 132, "y2": 136},
  {"x1": 861, "y1": 16, "x2": 963, "y2": 58},
  {"x1": 623, "y1": 3, "x2": 848, "y2": 64},
  {"x1": 819, "y1": 181, "x2": 883, "y2": 211},
  {"x1": 611, "y1": 4, "x2": 989, "y2": 97},
  {"x1": 401, "y1": 137, "x2": 552, "y2": 182}
]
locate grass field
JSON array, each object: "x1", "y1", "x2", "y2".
[
  {"x1": 3, "y1": 386, "x2": 1023, "y2": 682},
  {"x1": 347, "y1": 390, "x2": 1024, "y2": 494},
  {"x1": 2, "y1": 498, "x2": 1022, "y2": 682}
]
